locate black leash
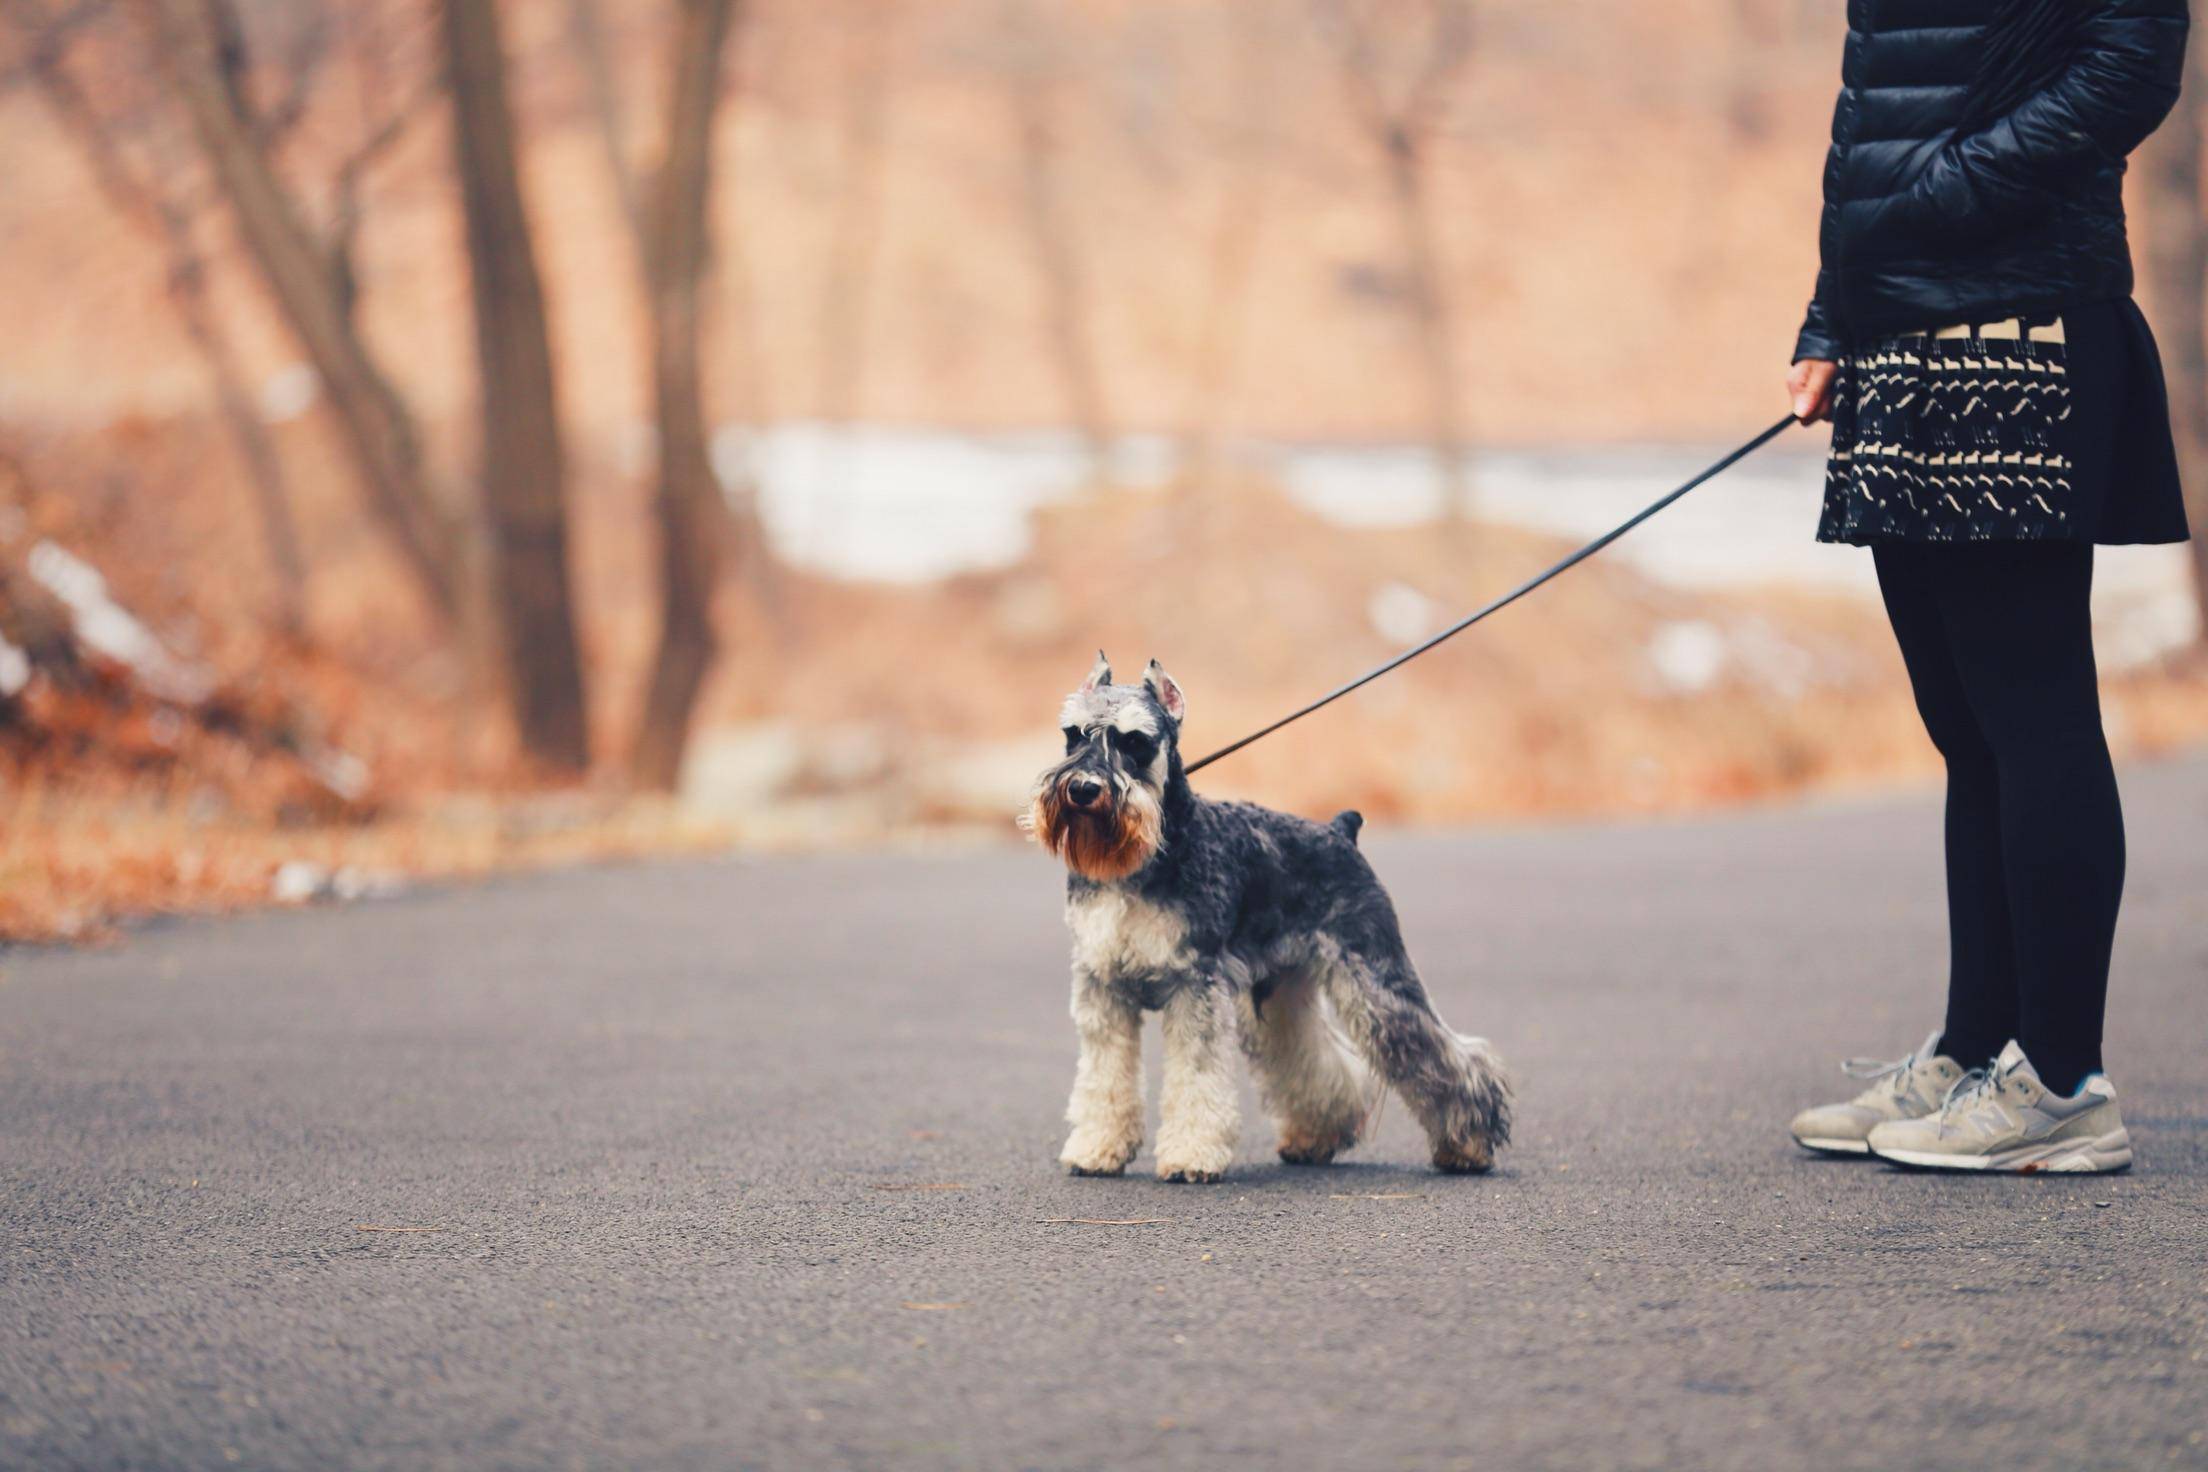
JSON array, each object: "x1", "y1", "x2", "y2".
[{"x1": 1183, "y1": 413, "x2": 1803, "y2": 775}]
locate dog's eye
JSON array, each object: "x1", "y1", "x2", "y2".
[
  {"x1": 1062, "y1": 726, "x2": 1085, "y2": 754},
  {"x1": 1112, "y1": 730, "x2": 1158, "y2": 765}
]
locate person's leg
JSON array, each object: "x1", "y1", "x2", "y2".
[
  {"x1": 1931, "y1": 541, "x2": 2123, "y2": 1096},
  {"x1": 1872, "y1": 543, "x2": 2016, "y2": 1063}
]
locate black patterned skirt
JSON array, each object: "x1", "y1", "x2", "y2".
[{"x1": 1818, "y1": 297, "x2": 2189, "y2": 547}]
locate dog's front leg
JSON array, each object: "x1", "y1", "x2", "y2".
[
  {"x1": 1155, "y1": 978, "x2": 1239, "y2": 1183},
  {"x1": 1060, "y1": 972, "x2": 1145, "y2": 1176}
]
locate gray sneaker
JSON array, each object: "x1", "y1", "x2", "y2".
[
  {"x1": 1867, "y1": 1041, "x2": 2133, "y2": 1174},
  {"x1": 1788, "y1": 1029, "x2": 1965, "y2": 1156}
]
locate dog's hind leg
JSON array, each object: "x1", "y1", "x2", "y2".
[
  {"x1": 1155, "y1": 979, "x2": 1240, "y2": 1183},
  {"x1": 1241, "y1": 968, "x2": 1373, "y2": 1165},
  {"x1": 1060, "y1": 972, "x2": 1145, "y2": 1177},
  {"x1": 1322, "y1": 947, "x2": 1511, "y2": 1174}
]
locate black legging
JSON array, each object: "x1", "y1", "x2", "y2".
[{"x1": 1875, "y1": 541, "x2": 2124, "y2": 1097}]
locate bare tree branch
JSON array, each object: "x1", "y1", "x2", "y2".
[
  {"x1": 252, "y1": 5, "x2": 332, "y2": 149},
  {"x1": 8, "y1": 0, "x2": 309, "y2": 631},
  {"x1": 561, "y1": 0, "x2": 776, "y2": 617},
  {"x1": 325, "y1": 63, "x2": 442, "y2": 319},
  {"x1": 444, "y1": 0, "x2": 592, "y2": 771},
  {"x1": 7, "y1": 0, "x2": 159, "y2": 217},
  {"x1": 132, "y1": 0, "x2": 466, "y2": 621},
  {"x1": 631, "y1": 0, "x2": 742, "y2": 789},
  {"x1": 200, "y1": 0, "x2": 251, "y2": 114},
  {"x1": 0, "y1": 0, "x2": 105, "y2": 91},
  {"x1": 1407, "y1": 0, "x2": 1474, "y2": 123},
  {"x1": 1310, "y1": 0, "x2": 1472, "y2": 138}
]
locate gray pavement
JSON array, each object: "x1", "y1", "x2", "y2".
[{"x1": 3, "y1": 758, "x2": 2205, "y2": 1471}]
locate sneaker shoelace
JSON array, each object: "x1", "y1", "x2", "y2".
[
  {"x1": 1841, "y1": 1049, "x2": 1924, "y2": 1103},
  {"x1": 1935, "y1": 1059, "x2": 2007, "y2": 1138}
]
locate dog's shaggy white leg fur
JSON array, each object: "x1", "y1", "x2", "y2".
[
  {"x1": 1241, "y1": 971, "x2": 1374, "y2": 1165},
  {"x1": 1060, "y1": 974, "x2": 1145, "y2": 1176},
  {"x1": 1155, "y1": 983, "x2": 1240, "y2": 1182}
]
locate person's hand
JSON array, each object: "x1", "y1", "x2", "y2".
[{"x1": 1788, "y1": 358, "x2": 1837, "y2": 423}]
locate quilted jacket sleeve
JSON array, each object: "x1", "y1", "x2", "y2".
[
  {"x1": 1875, "y1": 0, "x2": 2190, "y2": 249},
  {"x1": 1794, "y1": 287, "x2": 1842, "y2": 364}
]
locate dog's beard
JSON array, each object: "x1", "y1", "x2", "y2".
[{"x1": 1023, "y1": 777, "x2": 1164, "y2": 882}]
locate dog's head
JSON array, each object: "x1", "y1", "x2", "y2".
[{"x1": 1024, "y1": 651, "x2": 1187, "y2": 882}]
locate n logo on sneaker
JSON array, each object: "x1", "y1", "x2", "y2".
[{"x1": 1970, "y1": 1104, "x2": 2015, "y2": 1140}]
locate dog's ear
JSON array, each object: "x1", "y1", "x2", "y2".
[
  {"x1": 1144, "y1": 659, "x2": 1187, "y2": 723},
  {"x1": 1080, "y1": 650, "x2": 1112, "y2": 692}
]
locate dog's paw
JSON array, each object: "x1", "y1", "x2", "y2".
[
  {"x1": 1060, "y1": 1132, "x2": 1139, "y2": 1177},
  {"x1": 1276, "y1": 1124, "x2": 1357, "y2": 1166},
  {"x1": 1157, "y1": 1165, "x2": 1225, "y2": 1184},
  {"x1": 1430, "y1": 1137, "x2": 1495, "y2": 1174},
  {"x1": 1154, "y1": 1132, "x2": 1233, "y2": 1183},
  {"x1": 1068, "y1": 1156, "x2": 1130, "y2": 1182}
]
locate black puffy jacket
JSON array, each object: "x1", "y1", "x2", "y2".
[{"x1": 1795, "y1": 0, "x2": 2189, "y2": 363}]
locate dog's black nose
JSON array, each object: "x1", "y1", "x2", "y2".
[{"x1": 1066, "y1": 776, "x2": 1104, "y2": 808}]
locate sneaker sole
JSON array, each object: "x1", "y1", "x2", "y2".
[
  {"x1": 1873, "y1": 1127, "x2": 2133, "y2": 1175},
  {"x1": 1792, "y1": 1135, "x2": 1872, "y2": 1156}
]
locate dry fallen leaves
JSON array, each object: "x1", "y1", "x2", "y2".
[{"x1": 11, "y1": 426, "x2": 2208, "y2": 950}]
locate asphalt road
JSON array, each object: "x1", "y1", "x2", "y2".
[{"x1": 4, "y1": 759, "x2": 2206, "y2": 1471}]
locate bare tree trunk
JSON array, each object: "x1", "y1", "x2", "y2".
[
  {"x1": 2139, "y1": 38, "x2": 2208, "y2": 644},
  {"x1": 563, "y1": 0, "x2": 770, "y2": 478},
  {"x1": 136, "y1": 0, "x2": 464, "y2": 624},
  {"x1": 1176, "y1": 5, "x2": 1273, "y2": 499},
  {"x1": 444, "y1": 0, "x2": 591, "y2": 772},
  {"x1": 13, "y1": 5, "x2": 308, "y2": 634},
  {"x1": 1008, "y1": 15, "x2": 1112, "y2": 485},
  {"x1": 1384, "y1": 127, "x2": 1472, "y2": 520},
  {"x1": 567, "y1": 0, "x2": 767, "y2": 772},
  {"x1": 630, "y1": 0, "x2": 740, "y2": 790}
]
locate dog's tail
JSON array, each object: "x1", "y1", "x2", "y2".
[
  {"x1": 1328, "y1": 957, "x2": 1513, "y2": 1172},
  {"x1": 1330, "y1": 810, "x2": 1364, "y2": 845},
  {"x1": 1402, "y1": 1025, "x2": 1514, "y2": 1171},
  {"x1": 1448, "y1": 1033, "x2": 1514, "y2": 1154}
]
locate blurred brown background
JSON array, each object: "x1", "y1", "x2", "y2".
[{"x1": 3, "y1": 0, "x2": 2207, "y2": 940}]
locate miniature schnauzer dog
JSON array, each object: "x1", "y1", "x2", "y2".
[{"x1": 1025, "y1": 653, "x2": 1512, "y2": 1182}]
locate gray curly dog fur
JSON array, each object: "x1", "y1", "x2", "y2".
[{"x1": 1026, "y1": 653, "x2": 1512, "y2": 1183}]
